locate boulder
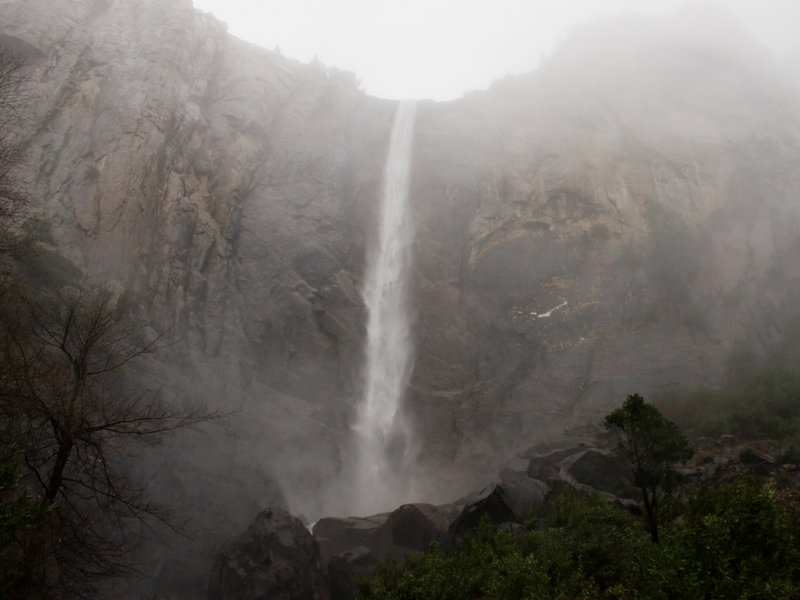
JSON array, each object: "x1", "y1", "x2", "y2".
[
  {"x1": 560, "y1": 448, "x2": 630, "y2": 495},
  {"x1": 525, "y1": 443, "x2": 630, "y2": 497},
  {"x1": 498, "y1": 472, "x2": 550, "y2": 519},
  {"x1": 373, "y1": 503, "x2": 451, "y2": 559},
  {"x1": 695, "y1": 436, "x2": 716, "y2": 451},
  {"x1": 739, "y1": 448, "x2": 777, "y2": 475},
  {"x1": 327, "y1": 546, "x2": 379, "y2": 600},
  {"x1": 448, "y1": 485, "x2": 517, "y2": 538},
  {"x1": 314, "y1": 503, "x2": 452, "y2": 600},
  {"x1": 525, "y1": 443, "x2": 591, "y2": 479},
  {"x1": 208, "y1": 508, "x2": 327, "y2": 600},
  {"x1": 312, "y1": 514, "x2": 387, "y2": 568},
  {"x1": 546, "y1": 468, "x2": 611, "y2": 499}
]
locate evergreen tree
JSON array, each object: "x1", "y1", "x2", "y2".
[{"x1": 604, "y1": 393, "x2": 693, "y2": 542}]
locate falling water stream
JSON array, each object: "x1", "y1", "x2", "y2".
[{"x1": 349, "y1": 100, "x2": 418, "y2": 515}]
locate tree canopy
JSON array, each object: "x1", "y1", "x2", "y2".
[{"x1": 604, "y1": 393, "x2": 693, "y2": 542}]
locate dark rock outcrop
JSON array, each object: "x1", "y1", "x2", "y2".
[
  {"x1": 559, "y1": 448, "x2": 630, "y2": 496},
  {"x1": 327, "y1": 547, "x2": 378, "y2": 600},
  {"x1": 373, "y1": 503, "x2": 451, "y2": 560},
  {"x1": 313, "y1": 503, "x2": 452, "y2": 600},
  {"x1": 313, "y1": 514, "x2": 388, "y2": 569},
  {"x1": 523, "y1": 439, "x2": 631, "y2": 497},
  {"x1": 313, "y1": 502, "x2": 454, "y2": 567},
  {"x1": 498, "y1": 473, "x2": 550, "y2": 519},
  {"x1": 208, "y1": 508, "x2": 327, "y2": 600},
  {"x1": 739, "y1": 447, "x2": 778, "y2": 475},
  {"x1": 448, "y1": 485, "x2": 518, "y2": 538}
]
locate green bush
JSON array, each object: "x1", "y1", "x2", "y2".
[
  {"x1": 359, "y1": 481, "x2": 800, "y2": 600},
  {"x1": 655, "y1": 477, "x2": 800, "y2": 599},
  {"x1": 359, "y1": 492, "x2": 652, "y2": 600}
]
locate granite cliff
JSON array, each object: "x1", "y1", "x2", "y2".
[{"x1": 2, "y1": 0, "x2": 800, "y2": 586}]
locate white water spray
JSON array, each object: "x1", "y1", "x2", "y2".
[{"x1": 350, "y1": 101, "x2": 418, "y2": 516}]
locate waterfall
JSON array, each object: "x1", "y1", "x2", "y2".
[{"x1": 350, "y1": 100, "x2": 418, "y2": 516}]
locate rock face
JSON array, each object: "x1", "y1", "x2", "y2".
[
  {"x1": 208, "y1": 508, "x2": 327, "y2": 600},
  {"x1": 3, "y1": 1, "x2": 800, "y2": 592},
  {"x1": 313, "y1": 503, "x2": 454, "y2": 600},
  {"x1": 327, "y1": 547, "x2": 378, "y2": 600}
]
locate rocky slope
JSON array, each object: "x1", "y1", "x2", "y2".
[
  {"x1": 2, "y1": 0, "x2": 800, "y2": 594},
  {"x1": 210, "y1": 431, "x2": 800, "y2": 600}
]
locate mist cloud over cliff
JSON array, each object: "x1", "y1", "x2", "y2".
[{"x1": 193, "y1": 0, "x2": 800, "y2": 100}]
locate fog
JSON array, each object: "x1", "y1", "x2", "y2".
[
  {"x1": 3, "y1": 0, "x2": 800, "y2": 597},
  {"x1": 193, "y1": 0, "x2": 800, "y2": 100}
]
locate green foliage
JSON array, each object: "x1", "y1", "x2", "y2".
[
  {"x1": 358, "y1": 521, "x2": 548, "y2": 600},
  {"x1": 605, "y1": 394, "x2": 694, "y2": 488},
  {"x1": 359, "y1": 493, "x2": 652, "y2": 600},
  {"x1": 533, "y1": 491, "x2": 650, "y2": 595},
  {"x1": 655, "y1": 477, "x2": 800, "y2": 599},
  {"x1": 604, "y1": 394, "x2": 693, "y2": 542},
  {"x1": 359, "y1": 481, "x2": 800, "y2": 600},
  {"x1": 658, "y1": 367, "x2": 800, "y2": 442}
]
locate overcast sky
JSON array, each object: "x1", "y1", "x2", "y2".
[{"x1": 191, "y1": 0, "x2": 800, "y2": 101}]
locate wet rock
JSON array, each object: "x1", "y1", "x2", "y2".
[
  {"x1": 314, "y1": 503, "x2": 453, "y2": 600},
  {"x1": 313, "y1": 514, "x2": 388, "y2": 569},
  {"x1": 695, "y1": 436, "x2": 716, "y2": 451},
  {"x1": 314, "y1": 503, "x2": 450, "y2": 567},
  {"x1": 208, "y1": 507, "x2": 327, "y2": 600},
  {"x1": 448, "y1": 485, "x2": 517, "y2": 538},
  {"x1": 560, "y1": 448, "x2": 629, "y2": 496},
  {"x1": 373, "y1": 503, "x2": 451, "y2": 560},
  {"x1": 546, "y1": 468, "x2": 611, "y2": 499},
  {"x1": 498, "y1": 473, "x2": 550, "y2": 519},
  {"x1": 327, "y1": 546, "x2": 379, "y2": 600},
  {"x1": 739, "y1": 448, "x2": 777, "y2": 475},
  {"x1": 524, "y1": 442, "x2": 630, "y2": 497},
  {"x1": 676, "y1": 466, "x2": 704, "y2": 483},
  {"x1": 524, "y1": 442, "x2": 592, "y2": 478}
]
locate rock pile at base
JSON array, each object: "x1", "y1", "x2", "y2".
[
  {"x1": 208, "y1": 508, "x2": 327, "y2": 600},
  {"x1": 209, "y1": 434, "x2": 799, "y2": 600}
]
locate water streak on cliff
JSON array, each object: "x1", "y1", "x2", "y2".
[{"x1": 351, "y1": 100, "x2": 418, "y2": 515}]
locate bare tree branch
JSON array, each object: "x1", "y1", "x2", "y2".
[{"x1": 1, "y1": 282, "x2": 220, "y2": 597}]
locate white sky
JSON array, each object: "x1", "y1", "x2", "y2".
[{"x1": 191, "y1": 0, "x2": 800, "y2": 101}]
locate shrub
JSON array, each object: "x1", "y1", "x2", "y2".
[{"x1": 655, "y1": 477, "x2": 800, "y2": 599}]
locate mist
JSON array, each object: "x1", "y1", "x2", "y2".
[
  {"x1": 2, "y1": 0, "x2": 800, "y2": 598},
  {"x1": 193, "y1": 0, "x2": 800, "y2": 100}
]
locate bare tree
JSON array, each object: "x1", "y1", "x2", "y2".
[{"x1": 0, "y1": 283, "x2": 215, "y2": 598}]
